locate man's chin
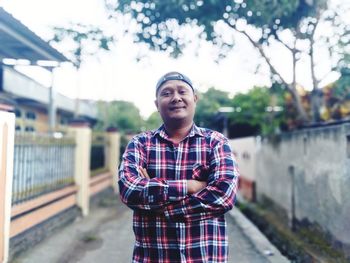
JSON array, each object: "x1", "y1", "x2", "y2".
[{"x1": 164, "y1": 115, "x2": 187, "y2": 123}]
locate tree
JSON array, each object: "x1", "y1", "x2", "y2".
[
  {"x1": 50, "y1": 23, "x2": 115, "y2": 117},
  {"x1": 320, "y1": 68, "x2": 350, "y2": 121},
  {"x1": 106, "y1": 0, "x2": 349, "y2": 125},
  {"x1": 229, "y1": 86, "x2": 286, "y2": 136},
  {"x1": 51, "y1": 23, "x2": 114, "y2": 68},
  {"x1": 144, "y1": 111, "x2": 162, "y2": 130},
  {"x1": 96, "y1": 100, "x2": 144, "y2": 133},
  {"x1": 194, "y1": 87, "x2": 232, "y2": 130}
]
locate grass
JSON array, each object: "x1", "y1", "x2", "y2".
[
  {"x1": 90, "y1": 167, "x2": 110, "y2": 177},
  {"x1": 82, "y1": 234, "x2": 98, "y2": 243},
  {"x1": 237, "y1": 200, "x2": 349, "y2": 263}
]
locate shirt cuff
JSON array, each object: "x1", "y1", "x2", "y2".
[
  {"x1": 163, "y1": 198, "x2": 187, "y2": 222},
  {"x1": 166, "y1": 180, "x2": 187, "y2": 202}
]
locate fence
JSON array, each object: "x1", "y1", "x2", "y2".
[
  {"x1": 0, "y1": 117, "x2": 120, "y2": 262},
  {"x1": 90, "y1": 132, "x2": 108, "y2": 176},
  {"x1": 12, "y1": 133, "x2": 75, "y2": 205},
  {"x1": 0, "y1": 111, "x2": 15, "y2": 263}
]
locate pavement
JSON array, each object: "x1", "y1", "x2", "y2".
[{"x1": 11, "y1": 195, "x2": 290, "y2": 263}]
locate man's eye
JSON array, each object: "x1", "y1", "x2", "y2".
[
  {"x1": 162, "y1": 91, "x2": 170, "y2": 96},
  {"x1": 179, "y1": 90, "x2": 187, "y2": 94}
]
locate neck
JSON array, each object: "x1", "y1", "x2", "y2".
[{"x1": 164, "y1": 121, "x2": 193, "y2": 143}]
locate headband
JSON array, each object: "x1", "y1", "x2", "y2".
[{"x1": 155, "y1": 72, "x2": 194, "y2": 95}]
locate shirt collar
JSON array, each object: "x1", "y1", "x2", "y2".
[{"x1": 154, "y1": 123, "x2": 204, "y2": 140}]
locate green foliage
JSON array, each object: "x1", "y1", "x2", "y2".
[
  {"x1": 51, "y1": 23, "x2": 115, "y2": 67},
  {"x1": 230, "y1": 87, "x2": 270, "y2": 123},
  {"x1": 194, "y1": 86, "x2": 286, "y2": 136},
  {"x1": 334, "y1": 69, "x2": 350, "y2": 100},
  {"x1": 107, "y1": 0, "x2": 320, "y2": 57},
  {"x1": 106, "y1": 0, "x2": 349, "y2": 124},
  {"x1": 319, "y1": 70, "x2": 350, "y2": 121},
  {"x1": 230, "y1": 86, "x2": 286, "y2": 136},
  {"x1": 194, "y1": 87, "x2": 231, "y2": 129},
  {"x1": 144, "y1": 111, "x2": 162, "y2": 130},
  {"x1": 93, "y1": 86, "x2": 287, "y2": 137},
  {"x1": 96, "y1": 100, "x2": 144, "y2": 133}
]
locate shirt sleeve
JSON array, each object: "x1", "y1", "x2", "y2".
[
  {"x1": 163, "y1": 139, "x2": 239, "y2": 222},
  {"x1": 118, "y1": 137, "x2": 188, "y2": 211}
]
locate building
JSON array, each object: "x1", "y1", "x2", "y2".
[
  {"x1": 0, "y1": 7, "x2": 98, "y2": 132},
  {"x1": 0, "y1": 65, "x2": 98, "y2": 132}
]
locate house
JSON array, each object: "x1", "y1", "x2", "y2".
[
  {"x1": 0, "y1": 65, "x2": 98, "y2": 132},
  {"x1": 0, "y1": 7, "x2": 98, "y2": 132}
]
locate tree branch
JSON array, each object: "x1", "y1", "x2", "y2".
[
  {"x1": 227, "y1": 23, "x2": 308, "y2": 122},
  {"x1": 309, "y1": 16, "x2": 321, "y2": 89},
  {"x1": 232, "y1": 26, "x2": 290, "y2": 86},
  {"x1": 317, "y1": 69, "x2": 337, "y2": 85},
  {"x1": 274, "y1": 33, "x2": 293, "y2": 52}
]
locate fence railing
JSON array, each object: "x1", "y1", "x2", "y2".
[
  {"x1": 1, "y1": 113, "x2": 120, "y2": 262},
  {"x1": 12, "y1": 132, "x2": 75, "y2": 205},
  {"x1": 90, "y1": 132, "x2": 108, "y2": 176}
]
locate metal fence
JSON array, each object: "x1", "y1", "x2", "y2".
[
  {"x1": 12, "y1": 132, "x2": 76, "y2": 205},
  {"x1": 90, "y1": 132, "x2": 108, "y2": 176}
]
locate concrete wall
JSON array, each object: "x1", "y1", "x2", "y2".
[
  {"x1": 229, "y1": 137, "x2": 260, "y2": 201},
  {"x1": 229, "y1": 137, "x2": 259, "y2": 181},
  {"x1": 9, "y1": 206, "x2": 80, "y2": 260},
  {"x1": 256, "y1": 123, "x2": 350, "y2": 255}
]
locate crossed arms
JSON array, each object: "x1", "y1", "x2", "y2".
[{"x1": 118, "y1": 138, "x2": 239, "y2": 222}]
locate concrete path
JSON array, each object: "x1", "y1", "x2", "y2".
[{"x1": 12, "y1": 197, "x2": 289, "y2": 263}]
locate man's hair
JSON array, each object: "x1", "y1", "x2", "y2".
[{"x1": 155, "y1": 71, "x2": 194, "y2": 96}]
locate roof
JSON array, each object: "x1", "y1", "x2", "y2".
[
  {"x1": 0, "y1": 65, "x2": 98, "y2": 119},
  {"x1": 1, "y1": 65, "x2": 97, "y2": 119},
  {"x1": 0, "y1": 7, "x2": 68, "y2": 63}
]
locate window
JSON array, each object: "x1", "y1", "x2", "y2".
[
  {"x1": 15, "y1": 125, "x2": 22, "y2": 131},
  {"x1": 242, "y1": 152, "x2": 251, "y2": 160},
  {"x1": 25, "y1": 126, "x2": 35, "y2": 132},
  {"x1": 26, "y1": 111, "x2": 36, "y2": 120},
  {"x1": 60, "y1": 116, "x2": 69, "y2": 125},
  {"x1": 15, "y1": 109, "x2": 22, "y2": 118}
]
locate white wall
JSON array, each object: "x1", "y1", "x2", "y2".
[
  {"x1": 256, "y1": 124, "x2": 350, "y2": 256},
  {"x1": 229, "y1": 136, "x2": 259, "y2": 181}
]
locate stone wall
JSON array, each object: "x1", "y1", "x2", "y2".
[
  {"x1": 256, "y1": 123, "x2": 350, "y2": 257},
  {"x1": 9, "y1": 206, "x2": 81, "y2": 260}
]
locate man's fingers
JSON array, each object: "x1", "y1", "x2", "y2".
[
  {"x1": 142, "y1": 168, "x2": 151, "y2": 179},
  {"x1": 139, "y1": 167, "x2": 150, "y2": 179},
  {"x1": 138, "y1": 167, "x2": 146, "y2": 178},
  {"x1": 187, "y1": 180, "x2": 207, "y2": 194}
]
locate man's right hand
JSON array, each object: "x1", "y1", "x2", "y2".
[{"x1": 187, "y1": 180, "x2": 207, "y2": 194}]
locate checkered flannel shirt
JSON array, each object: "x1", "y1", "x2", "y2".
[{"x1": 118, "y1": 124, "x2": 239, "y2": 263}]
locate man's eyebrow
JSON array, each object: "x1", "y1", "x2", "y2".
[{"x1": 160, "y1": 86, "x2": 172, "y2": 90}]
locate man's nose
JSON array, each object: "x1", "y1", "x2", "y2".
[{"x1": 171, "y1": 92, "x2": 182, "y2": 103}]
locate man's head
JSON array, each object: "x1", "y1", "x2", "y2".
[
  {"x1": 155, "y1": 71, "x2": 194, "y2": 96},
  {"x1": 155, "y1": 71, "x2": 198, "y2": 126}
]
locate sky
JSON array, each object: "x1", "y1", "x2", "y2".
[{"x1": 0, "y1": 0, "x2": 344, "y2": 118}]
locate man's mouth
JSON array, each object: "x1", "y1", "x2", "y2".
[{"x1": 169, "y1": 106, "x2": 185, "y2": 111}]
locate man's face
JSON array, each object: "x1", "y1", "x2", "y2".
[{"x1": 155, "y1": 80, "x2": 198, "y2": 125}]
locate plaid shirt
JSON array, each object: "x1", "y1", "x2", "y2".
[{"x1": 119, "y1": 124, "x2": 239, "y2": 263}]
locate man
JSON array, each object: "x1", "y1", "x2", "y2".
[{"x1": 118, "y1": 71, "x2": 239, "y2": 263}]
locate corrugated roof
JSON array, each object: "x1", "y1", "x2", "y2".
[{"x1": 0, "y1": 7, "x2": 69, "y2": 63}]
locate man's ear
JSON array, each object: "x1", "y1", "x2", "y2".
[
  {"x1": 194, "y1": 93, "x2": 198, "y2": 103},
  {"x1": 154, "y1": 99, "x2": 159, "y2": 110}
]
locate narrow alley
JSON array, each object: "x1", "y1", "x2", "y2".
[{"x1": 12, "y1": 196, "x2": 289, "y2": 263}]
